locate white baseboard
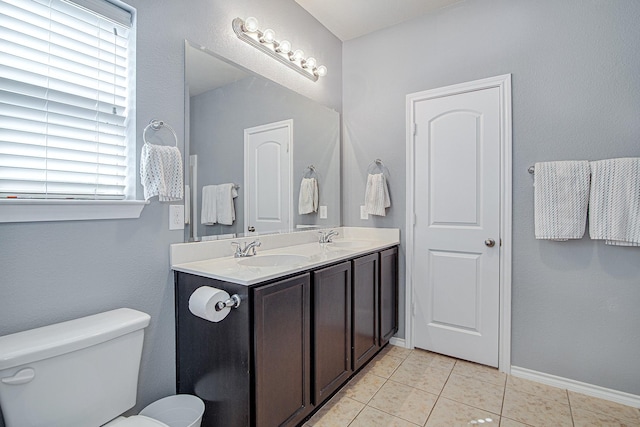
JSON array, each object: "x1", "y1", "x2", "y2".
[
  {"x1": 389, "y1": 337, "x2": 406, "y2": 348},
  {"x1": 510, "y1": 366, "x2": 640, "y2": 409}
]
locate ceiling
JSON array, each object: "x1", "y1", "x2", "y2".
[{"x1": 294, "y1": 0, "x2": 464, "y2": 41}]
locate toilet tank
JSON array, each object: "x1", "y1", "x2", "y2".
[{"x1": 0, "y1": 308, "x2": 151, "y2": 427}]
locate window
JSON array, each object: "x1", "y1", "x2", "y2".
[{"x1": 0, "y1": 0, "x2": 144, "y2": 222}]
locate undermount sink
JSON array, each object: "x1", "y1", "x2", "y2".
[
  {"x1": 237, "y1": 254, "x2": 309, "y2": 267},
  {"x1": 327, "y1": 240, "x2": 371, "y2": 249}
]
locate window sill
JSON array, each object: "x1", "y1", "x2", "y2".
[{"x1": 0, "y1": 199, "x2": 149, "y2": 223}]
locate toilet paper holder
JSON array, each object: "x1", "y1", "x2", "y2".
[{"x1": 215, "y1": 294, "x2": 241, "y2": 311}]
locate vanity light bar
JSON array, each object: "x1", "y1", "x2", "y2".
[{"x1": 232, "y1": 17, "x2": 327, "y2": 82}]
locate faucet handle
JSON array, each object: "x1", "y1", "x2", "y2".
[
  {"x1": 252, "y1": 239, "x2": 262, "y2": 255},
  {"x1": 231, "y1": 241, "x2": 242, "y2": 257}
]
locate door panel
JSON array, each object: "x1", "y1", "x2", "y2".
[
  {"x1": 430, "y1": 112, "x2": 480, "y2": 226},
  {"x1": 413, "y1": 86, "x2": 500, "y2": 367},
  {"x1": 255, "y1": 142, "x2": 283, "y2": 220},
  {"x1": 429, "y1": 250, "x2": 480, "y2": 331}
]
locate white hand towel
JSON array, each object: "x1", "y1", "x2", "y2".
[
  {"x1": 216, "y1": 183, "x2": 238, "y2": 225},
  {"x1": 364, "y1": 173, "x2": 391, "y2": 216},
  {"x1": 534, "y1": 161, "x2": 590, "y2": 240},
  {"x1": 201, "y1": 185, "x2": 217, "y2": 225},
  {"x1": 140, "y1": 143, "x2": 184, "y2": 201},
  {"x1": 298, "y1": 177, "x2": 318, "y2": 214},
  {"x1": 589, "y1": 158, "x2": 640, "y2": 246}
]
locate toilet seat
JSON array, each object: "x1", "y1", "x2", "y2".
[{"x1": 105, "y1": 415, "x2": 169, "y2": 427}]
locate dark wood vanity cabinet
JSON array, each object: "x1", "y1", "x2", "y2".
[
  {"x1": 351, "y1": 253, "x2": 379, "y2": 371},
  {"x1": 254, "y1": 274, "x2": 312, "y2": 427},
  {"x1": 350, "y1": 247, "x2": 399, "y2": 369},
  {"x1": 175, "y1": 273, "x2": 252, "y2": 427},
  {"x1": 175, "y1": 272, "x2": 312, "y2": 427},
  {"x1": 379, "y1": 246, "x2": 399, "y2": 345},
  {"x1": 312, "y1": 261, "x2": 352, "y2": 403},
  {"x1": 175, "y1": 245, "x2": 398, "y2": 427}
]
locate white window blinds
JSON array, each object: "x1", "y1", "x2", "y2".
[{"x1": 0, "y1": 0, "x2": 133, "y2": 200}]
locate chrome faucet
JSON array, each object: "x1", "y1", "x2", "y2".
[
  {"x1": 318, "y1": 230, "x2": 339, "y2": 244},
  {"x1": 232, "y1": 239, "x2": 262, "y2": 257}
]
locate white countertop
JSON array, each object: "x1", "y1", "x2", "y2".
[{"x1": 171, "y1": 227, "x2": 399, "y2": 286}]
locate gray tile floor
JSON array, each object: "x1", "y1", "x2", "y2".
[{"x1": 304, "y1": 346, "x2": 640, "y2": 426}]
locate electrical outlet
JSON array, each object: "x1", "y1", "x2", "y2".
[
  {"x1": 319, "y1": 205, "x2": 327, "y2": 219},
  {"x1": 360, "y1": 205, "x2": 369, "y2": 220},
  {"x1": 169, "y1": 204, "x2": 184, "y2": 230}
]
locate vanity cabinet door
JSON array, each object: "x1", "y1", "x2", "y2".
[
  {"x1": 254, "y1": 273, "x2": 312, "y2": 427},
  {"x1": 352, "y1": 253, "x2": 379, "y2": 371},
  {"x1": 312, "y1": 261, "x2": 352, "y2": 403},
  {"x1": 379, "y1": 247, "x2": 399, "y2": 345}
]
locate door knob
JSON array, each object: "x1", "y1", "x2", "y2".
[
  {"x1": 248, "y1": 226, "x2": 255, "y2": 232},
  {"x1": 485, "y1": 238, "x2": 496, "y2": 247}
]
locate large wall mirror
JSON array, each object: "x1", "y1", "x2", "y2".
[{"x1": 183, "y1": 40, "x2": 341, "y2": 242}]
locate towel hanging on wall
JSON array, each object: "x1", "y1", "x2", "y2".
[
  {"x1": 140, "y1": 142, "x2": 183, "y2": 201},
  {"x1": 201, "y1": 185, "x2": 218, "y2": 225},
  {"x1": 140, "y1": 119, "x2": 183, "y2": 202},
  {"x1": 364, "y1": 173, "x2": 391, "y2": 216},
  {"x1": 589, "y1": 158, "x2": 640, "y2": 246},
  {"x1": 201, "y1": 183, "x2": 239, "y2": 225},
  {"x1": 298, "y1": 177, "x2": 318, "y2": 214},
  {"x1": 533, "y1": 160, "x2": 590, "y2": 240},
  {"x1": 216, "y1": 183, "x2": 238, "y2": 225}
]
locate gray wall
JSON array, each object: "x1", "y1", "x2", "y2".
[
  {"x1": 0, "y1": 0, "x2": 341, "y2": 419},
  {"x1": 190, "y1": 76, "x2": 340, "y2": 238},
  {"x1": 342, "y1": 0, "x2": 640, "y2": 394}
]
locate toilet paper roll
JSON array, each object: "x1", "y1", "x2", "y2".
[{"x1": 188, "y1": 286, "x2": 231, "y2": 322}]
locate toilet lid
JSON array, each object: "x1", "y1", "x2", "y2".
[{"x1": 107, "y1": 415, "x2": 169, "y2": 427}]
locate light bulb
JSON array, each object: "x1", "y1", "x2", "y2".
[
  {"x1": 243, "y1": 17, "x2": 259, "y2": 33},
  {"x1": 260, "y1": 28, "x2": 275, "y2": 44},
  {"x1": 303, "y1": 57, "x2": 317, "y2": 69},
  {"x1": 315, "y1": 65, "x2": 327, "y2": 77},
  {"x1": 275, "y1": 39, "x2": 291, "y2": 54},
  {"x1": 290, "y1": 49, "x2": 304, "y2": 62}
]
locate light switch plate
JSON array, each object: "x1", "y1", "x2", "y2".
[
  {"x1": 169, "y1": 204, "x2": 185, "y2": 230},
  {"x1": 319, "y1": 205, "x2": 327, "y2": 219},
  {"x1": 360, "y1": 205, "x2": 369, "y2": 220}
]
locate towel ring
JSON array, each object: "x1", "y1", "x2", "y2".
[
  {"x1": 143, "y1": 119, "x2": 178, "y2": 146},
  {"x1": 367, "y1": 159, "x2": 390, "y2": 177},
  {"x1": 303, "y1": 165, "x2": 318, "y2": 179}
]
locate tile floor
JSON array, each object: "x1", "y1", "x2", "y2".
[{"x1": 304, "y1": 346, "x2": 640, "y2": 427}]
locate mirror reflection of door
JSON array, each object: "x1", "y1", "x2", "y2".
[{"x1": 244, "y1": 120, "x2": 293, "y2": 234}]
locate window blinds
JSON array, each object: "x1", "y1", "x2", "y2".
[{"x1": 0, "y1": 0, "x2": 133, "y2": 199}]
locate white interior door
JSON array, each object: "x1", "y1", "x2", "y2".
[
  {"x1": 244, "y1": 120, "x2": 292, "y2": 234},
  {"x1": 411, "y1": 86, "x2": 501, "y2": 367}
]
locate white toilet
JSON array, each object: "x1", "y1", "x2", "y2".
[{"x1": 0, "y1": 308, "x2": 204, "y2": 427}]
